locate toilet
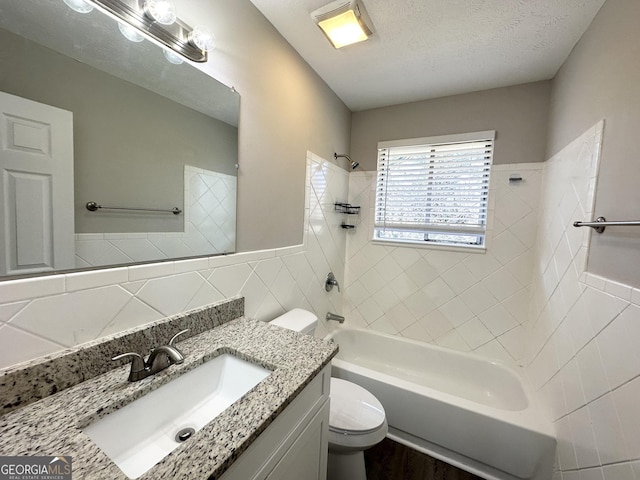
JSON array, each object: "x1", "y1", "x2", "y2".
[{"x1": 271, "y1": 309, "x2": 388, "y2": 480}]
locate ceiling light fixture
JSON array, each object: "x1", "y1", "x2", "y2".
[
  {"x1": 311, "y1": 0, "x2": 374, "y2": 49},
  {"x1": 62, "y1": 0, "x2": 214, "y2": 63}
]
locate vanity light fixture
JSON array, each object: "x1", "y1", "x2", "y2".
[
  {"x1": 143, "y1": 0, "x2": 177, "y2": 26},
  {"x1": 62, "y1": 0, "x2": 215, "y2": 63},
  {"x1": 163, "y1": 48, "x2": 184, "y2": 64},
  {"x1": 63, "y1": 0, "x2": 95, "y2": 13},
  {"x1": 311, "y1": 0, "x2": 374, "y2": 49},
  {"x1": 117, "y1": 21, "x2": 145, "y2": 42}
]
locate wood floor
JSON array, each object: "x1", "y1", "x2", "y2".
[{"x1": 364, "y1": 438, "x2": 484, "y2": 480}]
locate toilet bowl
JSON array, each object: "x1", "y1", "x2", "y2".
[{"x1": 271, "y1": 309, "x2": 388, "y2": 480}]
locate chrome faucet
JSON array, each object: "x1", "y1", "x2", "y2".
[
  {"x1": 326, "y1": 312, "x2": 345, "y2": 323},
  {"x1": 112, "y1": 329, "x2": 189, "y2": 382}
]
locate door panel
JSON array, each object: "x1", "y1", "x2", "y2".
[{"x1": 0, "y1": 91, "x2": 74, "y2": 275}]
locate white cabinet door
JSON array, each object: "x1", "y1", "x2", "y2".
[
  {"x1": 0, "y1": 92, "x2": 75, "y2": 275},
  {"x1": 265, "y1": 402, "x2": 329, "y2": 480}
]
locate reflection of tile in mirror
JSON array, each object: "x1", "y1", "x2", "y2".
[{"x1": 185, "y1": 165, "x2": 236, "y2": 254}]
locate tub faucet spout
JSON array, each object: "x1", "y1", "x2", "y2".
[{"x1": 326, "y1": 312, "x2": 345, "y2": 323}]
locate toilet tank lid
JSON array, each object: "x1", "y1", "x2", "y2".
[{"x1": 270, "y1": 308, "x2": 318, "y2": 332}]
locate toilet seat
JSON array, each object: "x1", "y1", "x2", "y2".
[{"x1": 329, "y1": 378, "x2": 386, "y2": 435}]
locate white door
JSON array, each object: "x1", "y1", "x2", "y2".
[{"x1": 0, "y1": 92, "x2": 75, "y2": 275}]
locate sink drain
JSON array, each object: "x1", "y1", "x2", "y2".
[{"x1": 175, "y1": 427, "x2": 196, "y2": 443}]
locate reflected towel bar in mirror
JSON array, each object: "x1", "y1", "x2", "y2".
[
  {"x1": 573, "y1": 216, "x2": 640, "y2": 233},
  {"x1": 86, "y1": 201, "x2": 182, "y2": 215}
]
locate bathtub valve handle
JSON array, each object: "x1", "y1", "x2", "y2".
[{"x1": 325, "y1": 272, "x2": 340, "y2": 292}]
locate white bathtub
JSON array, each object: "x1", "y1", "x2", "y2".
[{"x1": 326, "y1": 327, "x2": 555, "y2": 480}]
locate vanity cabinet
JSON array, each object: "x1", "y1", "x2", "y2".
[{"x1": 219, "y1": 364, "x2": 331, "y2": 480}]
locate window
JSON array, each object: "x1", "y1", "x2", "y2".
[{"x1": 373, "y1": 130, "x2": 495, "y2": 250}]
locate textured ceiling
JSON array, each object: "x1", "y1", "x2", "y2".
[{"x1": 250, "y1": 0, "x2": 606, "y2": 111}]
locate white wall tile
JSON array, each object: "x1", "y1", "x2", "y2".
[
  {"x1": 0, "y1": 324, "x2": 63, "y2": 367},
  {"x1": 556, "y1": 415, "x2": 578, "y2": 471},
  {"x1": 136, "y1": 272, "x2": 205, "y2": 317},
  {"x1": 612, "y1": 376, "x2": 640, "y2": 459},
  {"x1": 9, "y1": 286, "x2": 132, "y2": 346},
  {"x1": 569, "y1": 406, "x2": 600, "y2": 468},
  {"x1": 602, "y1": 463, "x2": 634, "y2": 480},
  {"x1": 435, "y1": 329, "x2": 470, "y2": 352},
  {"x1": 128, "y1": 262, "x2": 175, "y2": 281},
  {"x1": 459, "y1": 283, "x2": 498, "y2": 315},
  {"x1": 99, "y1": 298, "x2": 163, "y2": 338},
  {"x1": 596, "y1": 304, "x2": 640, "y2": 390},
  {"x1": 419, "y1": 310, "x2": 454, "y2": 340},
  {"x1": 457, "y1": 318, "x2": 493, "y2": 349},
  {"x1": 560, "y1": 358, "x2": 586, "y2": 413},
  {"x1": 579, "y1": 468, "x2": 604, "y2": 480},
  {"x1": 588, "y1": 393, "x2": 629, "y2": 464},
  {"x1": 0, "y1": 276, "x2": 65, "y2": 304},
  {"x1": 0, "y1": 301, "x2": 29, "y2": 323},
  {"x1": 575, "y1": 341, "x2": 609, "y2": 403},
  {"x1": 478, "y1": 304, "x2": 519, "y2": 336},
  {"x1": 208, "y1": 264, "x2": 252, "y2": 298},
  {"x1": 65, "y1": 268, "x2": 129, "y2": 292}
]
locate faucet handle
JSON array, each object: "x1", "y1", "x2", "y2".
[
  {"x1": 112, "y1": 352, "x2": 147, "y2": 381},
  {"x1": 325, "y1": 272, "x2": 341, "y2": 292},
  {"x1": 169, "y1": 329, "x2": 189, "y2": 346}
]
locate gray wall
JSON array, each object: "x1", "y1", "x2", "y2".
[
  {"x1": 350, "y1": 81, "x2": 551, "y2": 171},
  {"x1": 547, "y1": 0, "x2": 640, "y2": 287},
  {"x1": 176, "y1": 0, "x2": 352, "y2": 252},
  {"x1": 0, "y1": 28, "x2": 238, "y2": 234}
]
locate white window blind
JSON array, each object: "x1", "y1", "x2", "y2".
[{"x1": 374, "y1": 131, "x2": 495, "y2": 249}]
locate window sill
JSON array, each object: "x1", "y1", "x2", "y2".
[{"x1": 371, "y1": 239, "x2": 487, "y2": 254}]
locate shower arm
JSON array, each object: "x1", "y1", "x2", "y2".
[{"x1": 334, "y1": 153, "x2": 359, "y2": 170}]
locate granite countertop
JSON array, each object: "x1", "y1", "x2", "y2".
[{"x1": 0, "y1": 316, "x2": 338, "y2": 480}]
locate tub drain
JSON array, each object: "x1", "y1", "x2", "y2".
[{"x1": 175, "y1": 427, "x2": 196, "y2": 443}]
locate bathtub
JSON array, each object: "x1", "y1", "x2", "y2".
[{"x1": 325, "y1": 327, "x2": 555, "y2": 480}]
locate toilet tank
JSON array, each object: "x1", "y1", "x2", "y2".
[{"x1": 270, "y1": 309, "x2": 318, "y2": 335}]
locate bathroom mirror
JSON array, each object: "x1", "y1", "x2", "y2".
[{"x1": 0, "y1": 0, "x2": 239, "y2": 278}]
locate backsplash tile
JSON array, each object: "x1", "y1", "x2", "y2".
[
  {"x1": 0, "y1": 297, "x2": 244, "y2": 413},
  {"x1": 0, "y1": 152, "x2": 347, "y2": 370}
]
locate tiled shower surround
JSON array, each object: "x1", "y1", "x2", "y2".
[
  {"x1": 2, "y1": 127, "x2": 640, "y2": 478},
  {"x1": 527, "y1": 122, "x2": 640, "y2": 479},
  {"x1": 344, "y1": 163, "x2": 543, "y2": 364}
]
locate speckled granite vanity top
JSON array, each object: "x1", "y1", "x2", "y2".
[{"x1": 0, "y1": 307, "x2": 337, "y2": 479}]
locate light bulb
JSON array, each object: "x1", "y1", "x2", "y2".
[
  {"x1": 117, "y1": 22, "x2": 145, "y2": 43},
  {"x1": 63, "y1": 0, "x2": 94, "y2": 14},
  {"x1": 163, "y1": 48, "x2": 184, "y2": 65},
  {"x1": 189, "y1": 25, "x2": 216, "y2": 52},
  {"x1": 143, "y1": 0, "x2": 177, "y2": 25}
]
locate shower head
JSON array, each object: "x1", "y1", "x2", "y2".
[{"x1": 334, "y1": 153, "x2": 359, "y2": 170}]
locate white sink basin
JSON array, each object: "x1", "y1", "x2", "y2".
[{"x1": 83, "y1": 353, "x2": 271, "y2": 479}]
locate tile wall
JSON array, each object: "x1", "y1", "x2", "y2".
[
  {"x1": 525, "y1": 121, "x2": 640, "y2": 479},
  {"x1": 342, "y1": 163, "x2": 543, "y2": 365},
  {"x1": 74, "y1": 166, "x2": 237, "y2": 268},
  {"x1": 0, "y1": 152, "x2": 347, "y2": 369}
]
